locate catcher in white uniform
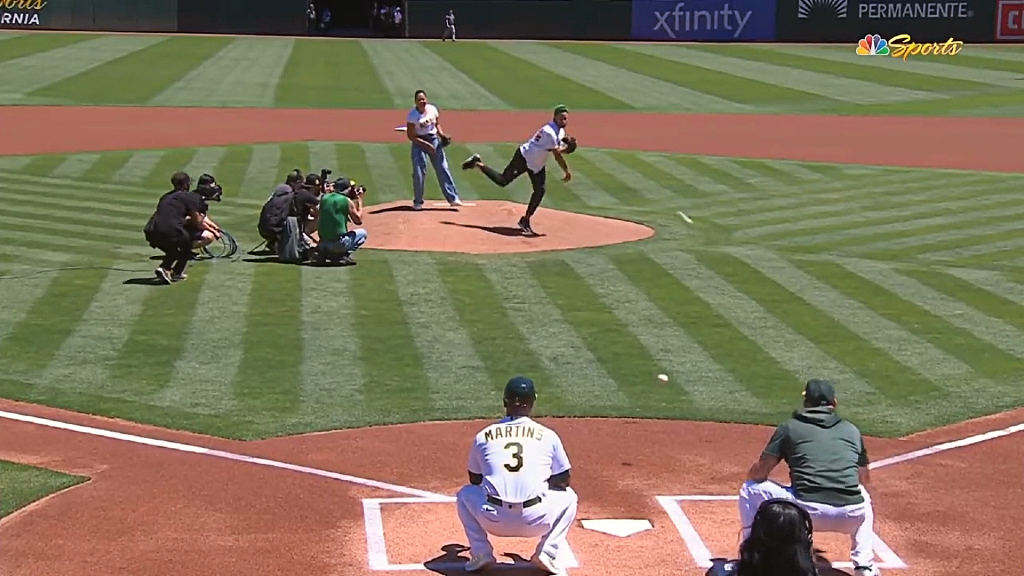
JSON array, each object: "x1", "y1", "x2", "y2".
[
  {"x1": 461, "y1": 104, "x2": 576, "y2": 236},
  {"x1": 456, "y1": 376, "x2": 578, "y2": 575}
]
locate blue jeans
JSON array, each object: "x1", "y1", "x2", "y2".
[
  {"x1": 320, "y1": 229, "x2": 367, "y2": 255},
  {"x1": 411, "y1": 134, "x2": 459, "y2": 206}
]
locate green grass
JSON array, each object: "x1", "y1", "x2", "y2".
[
  {"x1": 0, "y1": 33, "x2": 1021, "y2": 114},
  {"x1": 2, "y1": 142, "x2": 1023, "y2": 439},
  {"x1": 0, "y1": 460, "x2": 88, "y2": 518}
]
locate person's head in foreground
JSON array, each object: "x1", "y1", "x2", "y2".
[{"x1": 736, "y1": 499, "x2": 817, "y2": 576}]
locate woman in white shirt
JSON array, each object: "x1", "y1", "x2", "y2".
[{"x1": 406, "y1": 89, "x2": 463, "y2": 210}]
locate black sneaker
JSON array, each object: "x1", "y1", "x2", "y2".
[
  {"x1": 461, "y1": 154, "x2": 481, "y2": 170},
  {"x1": 154, "y1": 268, "x2": 172, "y2": 285},
  {"x1": 518, "y1": 216, "x2": 535, "y2": 235}
]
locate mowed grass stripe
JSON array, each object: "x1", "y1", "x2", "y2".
[
  {"x1": 350, "y1": 257, "x2": 434, "y2": 418},
  {"x1": 583, "y1": 43, "x2": 824, "y2": 107},
  {"x1": 623, "y1": 43, "x2": 914, "y2": 105},
  {"x1": 335, "y1": 143, "x2": 375, "y2": 192},
  {"x1": 299, "y1": 266, "x2": 364, "y2": 426},
  {"x1": 751, "y1": 190, "x2": 1024, "y2": 243},
  {"x1": 0, "y1": 33, "x2": 92, "y2": 66},
  {"x1": 362, "y1": 144, "x2": 407, "y2": 203},
  {"x1": 113, "y1": 151, "x2": 165, "y2": 184},
  {"x1": 654, "y1": 250, "x2": 884, "y2": 405},
  {"x1": 183, "y1": 147, "x2": 227, "y2": 179},
  {"x1": 606, "y1": 150, "x2": 707, "y2": 200},
  {"x1": 240, "y1": 144, "x2": 281, "y2": 199},
  {"x1": 581, "y1": 150, "x2": 673, "y2": 201},
  {"x1": 275, "y1": 39, "x2": 390, "y2": 108},
  {"x1": 37, "y1": 265, "x2": 147, "y2": 395},
  {"x1": 853, "y1": 221, "x2": 1024, "y2": 260},
  {"x1": 781, "y1": 46, "x2": 1024, "y2": 89},
  {"x1": 699, "y1": 250, "x2": 937, "y2": 403},
  {"x1": 636, "y1": 153, "x2": 731, "y2": 197},
  {"x1": 495, "y1": 42, "x2": 747, "y2": 112},
  {"x1": 151, "y1": 263, "x2": 253, "y2": 414},
  {"x1": 143, "y1": 148, "x2": 199, "y2": 189},
  {"x1": 82, "y1": 150, "x2": 134, "y2": 183},
  {"x1": 730, "y1": 248, "x2": 977, "y2": 391},
  {"x1": 210, "y1": 146, "x2": 251, "y2": 202},
  {"x1": 563, "y1": 251, "x2": 762, "y2": 414},
  {"x1": 614, "y1": 251, "x2": 793, "y2": 404},
  {"x1": 0, "y1": 267, "x2": 108, "y2": 375},
  {"x1": 31, "y1": 36, "x2": 232, "y2": 105},
  {"x1": 435, "y1": 258, "x2": 562, "y2": 412},
  {"x1": 701, "y1": 158, "x2": 776, "y2": 190},
  {"x1": 531, "y1": 257, "x2": 686, "y2": 411},
  {"x1": 0, "y1": 262, "x2": 62, "y2": 344},
  {"x1": 920, "y1": 238, "x2": 1024, "y2": 265},
  {"x1": 0, "y1": 35, "x2": 165, "y2": 102},
  {"x1": 307, "y1": 142, "x2": 337, "y2": 177},
  {"x1": 150, "y1": 38, "x2": 295, "y2": 107},
  {"x1": 389, "y1": 253, "x2": 497, "y2": 413},
  {"x1": 483, "y1": 260, "x2": 627, "y2": 406},
  {"x1": 568, "y1": 154, "x2": 650, "y2": 206},
  {"x1": 0, "y1": 157, "x2": 35, "y2": 171},
  {"x1": 109, "y1": 265, "x2": 209, "y2": 395},
  {"x1": 904, "y1": 268, "x2": 1024, "y2": 334},
  {"x1": 820, "y1": 257, "x2": 1024, "y2": 379},
  {"x1": 21, "y1": 155, "x2": 70, "y2": 177},
  {"x1": 232, "y1": 264, "x2": 302, "y2": 416},
  {"x1": 49, "y1": 153, "x2": 100, "y2": 179},
  {"x1": 360, "y1": 39, "x2": 508, "y2": 109},
  {"x1": 424, "y1": 41, "x2": 629, "y2": 110},
  {"x1": 690, "y1": 45, "x2": 971, "y2": 95}
]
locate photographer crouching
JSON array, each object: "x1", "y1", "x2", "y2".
[
  {"x1": 313, "y1": 176, "x2": 367, "y2": 266},
  {"x1": 143, "y1": 172, "x2": 223, "y2": 284}
]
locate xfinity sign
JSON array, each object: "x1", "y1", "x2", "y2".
[{"x1": 632, "y1": 0, "x2": 776, "y2": 41}]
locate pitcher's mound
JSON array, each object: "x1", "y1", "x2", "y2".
[{"x1": 361, "y1": 200, "x2": 654, "y2": 254}]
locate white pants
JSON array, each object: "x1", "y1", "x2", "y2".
[
  {"x1": 456, "y1": 484, "x2": 577, "y2": 562},
  {"x1": 738, "y1": 480, "x2": 875, "y2": 568}
]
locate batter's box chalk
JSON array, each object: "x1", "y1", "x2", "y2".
[
  {"x1": 362, "y1": 496, "x2": 579, "y2": 571},
  {"x1": 655, "y1": 495, "x2": 908, "y2": 570}
]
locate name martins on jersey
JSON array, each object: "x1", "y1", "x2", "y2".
[{"x1": 483, "y1": 424, "x2": 546, "y2": 443}]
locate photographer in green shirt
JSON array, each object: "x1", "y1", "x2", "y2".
[
  {"x1": 738, "y1": 379, "x2": 879, "y2": 576},
  {"x1": 315, "y1": 176, "x2": 367, "y2": 265}
]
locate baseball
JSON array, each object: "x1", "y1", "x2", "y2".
[{"x1": 657, "y1": 374, "x2": 669, "y2": 382}]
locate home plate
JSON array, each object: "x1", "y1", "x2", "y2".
[
  {"x1": 581, "y1": 518, "x2": 653, "y2": 537},
  {"x1": 432, "y1": 202, "x2": 476, "y2": 207}
]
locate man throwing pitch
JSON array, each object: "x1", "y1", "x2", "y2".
[
  {"x1": 461, "y1": 104, "x2": 575, "y2": 235},
  {"x1": 456, "y1": 376, "x2": 577, "y2": 575},
  {"x1": 738, "y1": 379, "x2": 879, "y2": 576}
]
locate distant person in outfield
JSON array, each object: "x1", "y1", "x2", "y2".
[
  {"x1": 737, "y1": 379, "x2": 880, "y2": 576},
  {"x1": 406, "y1": 89, "x2": 463, "y2": 210},
  {"x1": 443, "y1": 10, "x2": 456, "y2": 41},
  {"x1": 315, "y1": 176, "x2": 368, "y2": 265}
]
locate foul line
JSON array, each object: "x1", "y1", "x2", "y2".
[
  {"x1": 0, "y1": 410, "x2": 448, "y2": 500},
  {"x1": 869, "y1": 422, "x2": 1024, "y2": 470}
]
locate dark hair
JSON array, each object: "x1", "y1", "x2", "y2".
[
  {"x1": 171, "y1": 171, "x2": 191, "y2": 191},
  {"x1": 414, "y1": 89, "x2": 426, "y2": 99},
  {"x1": 736, "y1": 500, "x2": 817, "y2": 576}
]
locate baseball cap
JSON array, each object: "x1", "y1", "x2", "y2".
[
  {"x1": 504, "y1": 376, "x2": 537, "y2": 403},
  {"x1": 304, "y1": 173, "x2": 322, "y2": 188},
  {"x1": 803, "y1": 379, "x2": 836, "y2": 407},
  {"x1": 333, "y1": 176, "x2": 354, "y2": 191},
  {"x1": 286, "y1": 171, "x2": 304, "y2": 185}
]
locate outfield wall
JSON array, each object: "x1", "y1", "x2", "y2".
[{"x1": 0, "y1": 0, "x2": 1020, "y2": 43}]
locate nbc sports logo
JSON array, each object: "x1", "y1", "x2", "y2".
[
  {"x1": 798, "y1": 0, "x2": 848, "y2": 18},
  {"x1": 856, "y1": 34, "x2": 889, "y2": 55}
]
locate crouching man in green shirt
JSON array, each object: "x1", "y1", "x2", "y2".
[
  {"x1": 316, "y1": 176, "x2": 368, "y2": 265},
  {"x1": 739, "y1": 379, "x2": 879, "y2": 576}
]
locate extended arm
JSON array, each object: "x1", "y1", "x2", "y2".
[{"x1": 552, "y1": 150, "x2": 571, "y2": 182}]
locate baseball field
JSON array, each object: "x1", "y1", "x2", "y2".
[{"x1": 0, "y1": 31, "x2": 1023, "y2": 576}]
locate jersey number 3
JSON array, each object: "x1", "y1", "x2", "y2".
[{"x1": 503, "y1": 441, "x2": 524, "y2": 472}]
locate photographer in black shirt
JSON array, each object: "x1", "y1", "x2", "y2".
[{"x1": 144, "y1": 172, "x2": 205, "y2": 284}]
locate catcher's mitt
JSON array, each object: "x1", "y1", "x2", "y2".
[
  {"x1": 439, "y1": 134, "x2": 452, "y2": 148},
  {"x1": 561, "y1": 136, "x2": 577, "y2": 154}
]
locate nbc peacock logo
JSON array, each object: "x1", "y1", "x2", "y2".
[{"x1": 856, "y1": 34, "x2": 889, "y2": 56}]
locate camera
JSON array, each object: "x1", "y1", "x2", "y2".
[{"x1": 195, "y1": 174, "x2": 223, "y2": 202}]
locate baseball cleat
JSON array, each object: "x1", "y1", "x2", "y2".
[
  {"x1": 530, "y1": 552, "x2": 565, "y2": 575},
  {"x1": 154, "y1": 268, "x2": 172, "y2": 285},
  {"x1": 450, "y1": 198, "x2": 464, "y2": 207},
  {"x1": 854, "y1": 566, "x2": 880, "y2": 576},
  {"x1": 464, "y1": 553, "x2": 496, "y2": 572},
  {"x1": 461, "y1": 154, "x2": 481, "y2": 170}
]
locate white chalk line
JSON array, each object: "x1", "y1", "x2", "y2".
[
  {"x1": 363, "y1": 496, "x2": 579, "y2": 572},
  {"x1": 0, "y1": 409, "x2": 448, "y2": 500},
  {"x1": 869, "y1": 422, "x2": 1024, "y2": 470}
]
